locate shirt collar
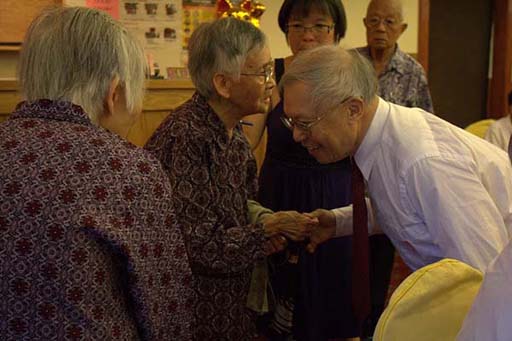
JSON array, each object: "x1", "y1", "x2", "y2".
[
  {"x1": 360, "y1": 44, "x2": 407, "y2": 76},
  {"x1": 11, "y1": 99, "x2": 92, "y2": 126},
  {"x1": 354, "y1": 97, "x2": 390, "y2": 181}
]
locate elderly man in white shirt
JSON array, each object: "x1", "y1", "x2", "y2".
[{"x1": 279, "y1": 45, "x2": 512, "y2": 274}]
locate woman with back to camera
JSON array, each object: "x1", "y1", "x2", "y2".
[{"x1": 243, "y1": 1, "x2": 358, "y2": 340}]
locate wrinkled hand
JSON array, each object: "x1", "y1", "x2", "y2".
[
  {"x1": 262, "y1": 211, "x2": 318, "y2": 241},
  {"x1": 304, "y1": 209, "x2": 336, "y2": 253},
  {"x1": 264, "y1": 235, "x2": 288, "y2": 255}
]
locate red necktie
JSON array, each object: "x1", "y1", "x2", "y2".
[{"x1": 351, "y1": 157, "x2": 371, "y2": 333}]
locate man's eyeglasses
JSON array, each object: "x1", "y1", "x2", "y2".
[
  {"x1": 281, "y1": 97, "x2": 351, "y2": 133},
  {"x1": 286, "y1": 23, "x2": 334, "y2": 35},
  {"x1": 240, "y1": 66, "x2": 274, "y2": 83},
  {"x1": 365, "y1": 16, "x2": 400, "y2": 28}
]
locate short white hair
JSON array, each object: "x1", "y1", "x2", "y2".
[
  {"x1": 187, "y1": 17, "x2": 267, "y2": 99},
  {"x1": 18, "y1": 6, "x2": 147, "y2": 124},
  {"x1": 279, "y1": 46, "x2": 378, "y2": 112}
]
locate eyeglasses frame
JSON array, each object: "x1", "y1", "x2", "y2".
[
  {"x1": 364, "y1": 16, "x2": 402, "y2": 29},
  {"x1": 286, "y1": 23, "x2": 335, "y2": 35},
  {"x1": 240, "y1": 66, "x2": 275, "y2": 84},
  {"x1": 281, "y1": 96, "x2": 353, "y2": 134}
]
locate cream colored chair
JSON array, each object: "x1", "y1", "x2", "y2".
[
  {"x1": 374, "y1": 259, "x2": 483, "y2": 341},
  {"x1": 464, "y1": 119, "x2": 495, "y2": 138}
]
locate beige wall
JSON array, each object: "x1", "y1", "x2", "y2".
[
  {"x1": 259, "y1": 0, "x2": 419, "y2": 59},
  {"x1": 0, "y1": 0, "x2": 419, "y2": 79}
]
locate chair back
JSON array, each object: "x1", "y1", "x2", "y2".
[
  {"x1": 374, "y1": 259, "x2": 483, "y2": 341},
  {"x1": 464, "y1": 119, "x2": 495, "y2": 138}
]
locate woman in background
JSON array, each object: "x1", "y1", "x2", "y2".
[{"x1": 243, "y1": 1, "x2": 358, "y2": 340}]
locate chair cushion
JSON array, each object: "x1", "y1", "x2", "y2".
[
  {"x1": 464, "y1": 119, "x2": 495, "y2": 138},
  {"x1": 374, "y1": 258, "x2": 483, "y2": 341}
]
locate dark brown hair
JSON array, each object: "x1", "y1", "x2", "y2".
[{"x1": 278, "y1": 0, "x2": 347, "y2": 42}]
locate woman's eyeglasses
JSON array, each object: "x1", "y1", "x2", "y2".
[
  {"x1": 286, "y1": 23, "x2": 334, "y2": 35},
  {"x1": 240, "y1": 66, "x2": 274, "y2": 83}
]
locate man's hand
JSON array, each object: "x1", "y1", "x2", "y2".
[
  {"x1": 262, "y1": 211, "x2": 318, "y2": 241},
  {"x1": 304, "y1": 209, "x2": 336, "y2": 253}
]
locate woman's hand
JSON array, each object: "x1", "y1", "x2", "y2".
[
  {"x1": 262, "y1": 211, "x2": 318, "y2": 241},
  {"x1": 264, "y1": 235, "x2": 288, "y2": 255}
]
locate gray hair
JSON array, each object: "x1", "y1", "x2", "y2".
[
  {"x1": 279, "y1": 45, "x2": 378, "y2": 112},
  {"x1": 187, "y1": 17, "x2": 267, "y2": 99},
  {"x1": 18, "y1": 6, "x2": 147, "y2": 124}
]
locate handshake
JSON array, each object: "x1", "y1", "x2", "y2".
[{"x1": 260, "y1": 209, "x2": 337, "y2": 255}]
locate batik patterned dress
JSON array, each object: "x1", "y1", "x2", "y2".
[
  {"x1": 356, "y1": 45, "x2": 433, "y2": 113},
  {"x1": 145, "y1": 93, "x2": 266, "y2": 340},
  {"x1": 0, "y1": 100, "x2": 193, "y2": 340}
]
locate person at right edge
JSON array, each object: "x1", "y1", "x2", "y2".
[
  {"x1": 355, "y1": 0, "x2": 434, "y2": 335},
  {"x1": 242, "y1": 1, "x2": 359, "y2": 340}
]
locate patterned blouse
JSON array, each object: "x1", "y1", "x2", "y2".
[
  {"x1": 0, "y1": 100, "x2": 193, "y2": 340},
  {"x1": 357, "y1": 45, "x2": 434, "y2": 113},
  {"x1": 145, "y1": 93, "x2": 266, "y2": 340}
]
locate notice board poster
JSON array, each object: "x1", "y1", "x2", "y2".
[
  {"x1": 119, "y1": 0, "x2": 184, "y2": 77},
  {"x1": 63, "y1": 0, "x2": 218, "y2": 78}
]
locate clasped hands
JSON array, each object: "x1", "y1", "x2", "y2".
[{"x1": 262, "y1": 209, "x2": 336, "y2": 255}]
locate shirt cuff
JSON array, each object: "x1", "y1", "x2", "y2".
[
  {"x1": 331, "y1": 198, "x2": 379, "y2": 237},
  {"x1": 331, "y1": 205, "x2": 353, "y2": 237}
]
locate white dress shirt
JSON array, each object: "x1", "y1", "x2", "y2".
[
  {"x1": 484, "y1": 115, "x2": 512, "y2": 151},
  {"x1": 332, "y1": 98, "x2": 512, "y2": 271},
  {"x1": 456, "y1": 238, "x2": 512, "y2": 340}
]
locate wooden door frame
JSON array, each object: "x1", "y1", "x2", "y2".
[
  {"x1": 417, "y1": 0, "x2": 430, "y2": 74},
  {"x1": 488, "y1": 0, "x2": 512, "y2": 118},
  {"x1": 419, "y1": 0, "x2": 512, "y2": 119}
]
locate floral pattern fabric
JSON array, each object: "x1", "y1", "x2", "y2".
[
  {"x1": 145, "y1": 93, "x2": 266, "y2": 340},
  {"x1": 357, "y1": 45, "x2": 434, "y2": 113},
  {"x1": 0, "y1": 100, "x2": 193, "y2": 340}
]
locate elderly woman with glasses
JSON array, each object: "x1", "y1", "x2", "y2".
[
  {"x1": 0, "y1": 6, "x2": 193, "y2": 340},
  {"x1": 241, "y1": 1, "x2": 359, "y2": 340},
  {"x1": 145, "y1": 17, "x2": 316, "y2": 340}
]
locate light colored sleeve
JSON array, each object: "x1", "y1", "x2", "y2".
[
  {"x1": 484, "y1": 120, "x2": 508, "y2": 151},
  {"x1": 403, "y1": 156, "x2": 510, "y2": 272},
  {"x1": 331, "y1": 197, "x2": 379, "y2": 237},
  {"x1": 456, "y1": 238, "x2": 512, "y2": 341},
  {"x1": 247, "y1": 199, "x2": 273, "y2": 224}
]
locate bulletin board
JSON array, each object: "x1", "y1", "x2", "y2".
[{"x1": 64, "y1": 0, "x2": 217, "y2": 78}]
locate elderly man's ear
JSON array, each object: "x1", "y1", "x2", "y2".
[
  {"x1": 212, "y1": 73, "x2": 233, "y2": 99},
  {"x1": 399, "y1": 22, "x2": 408, "y2": 35},
  {"x1": 347, "y1": 98, "x2": 365, "y2": 122}
]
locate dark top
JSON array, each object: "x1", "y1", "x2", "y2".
[{"x1": 258, "y1": 59, "x2": 358, "y2": 339}]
